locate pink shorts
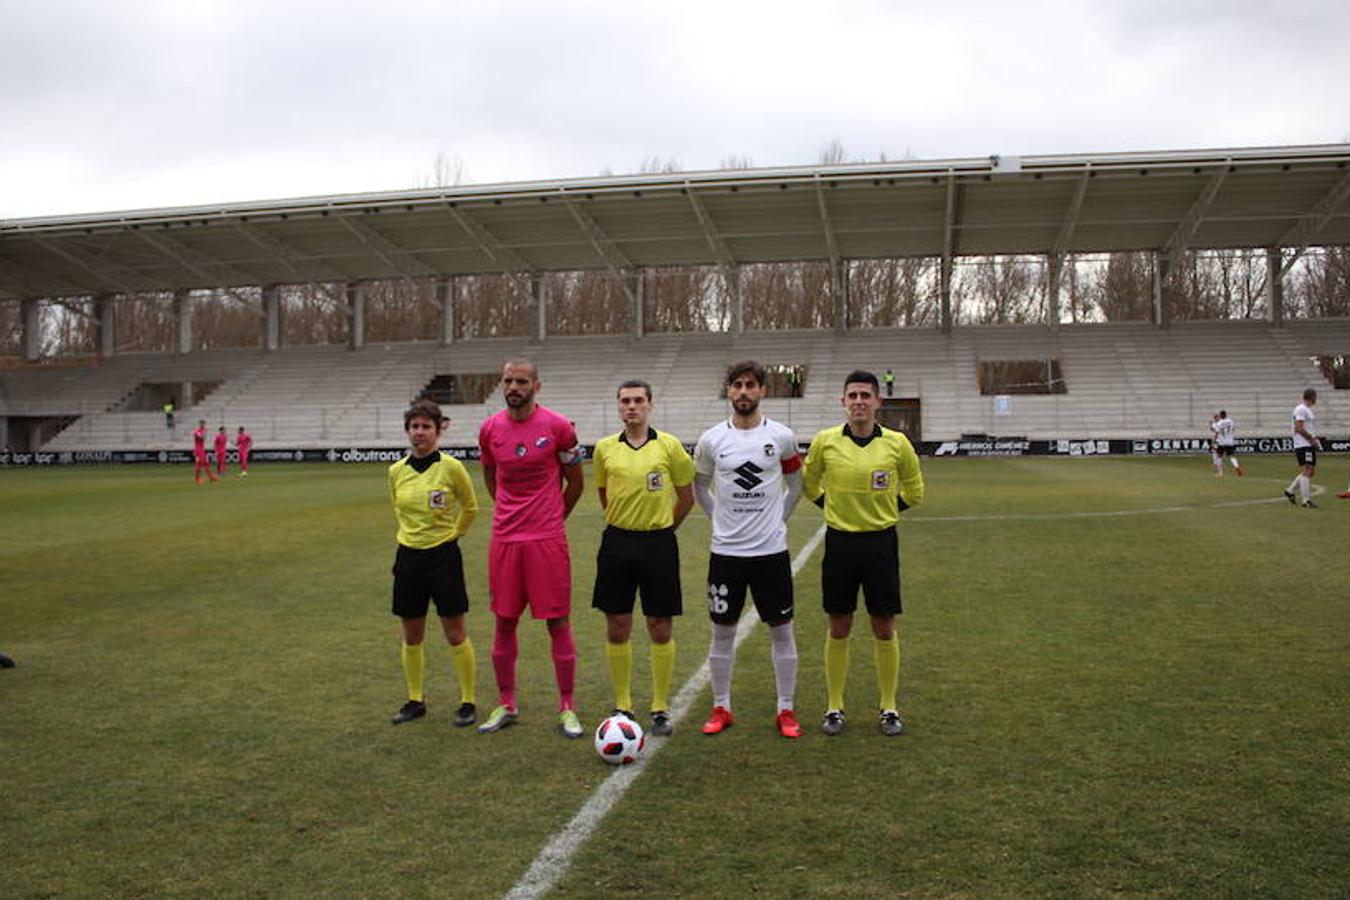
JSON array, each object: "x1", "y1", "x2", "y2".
[{"x1": 489, "y1": 536, "x2": 572, "y2": 620}]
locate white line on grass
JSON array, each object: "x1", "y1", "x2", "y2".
[
  {"x1": 504, "y1": 523, "x2": 828, "y2": 900},
  {"x1": 907, "y1": 481, "x2": 1325, "y2": 523}
]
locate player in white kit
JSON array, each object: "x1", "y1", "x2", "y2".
[
  {"x1": 1283, "y1": 389, "x2": 1320, "y2": 508},
  {"x1": 1209, "y1": 410, "x2": 1244, "y2": 477},
  {"x1": 693, "y1": 361, "x2": 805, "y2": 738}
]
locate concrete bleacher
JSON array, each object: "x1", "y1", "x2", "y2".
[{"x1": 7, "y1": 319, "x2": 1348, "y2": 452}]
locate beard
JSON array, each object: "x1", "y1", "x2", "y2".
[
  {"x1": 731, "y1": 395, "x2": 759, "y2": 416},
  {"x1": 505, "y1": 388, "x2": 535, "y2": 408}
]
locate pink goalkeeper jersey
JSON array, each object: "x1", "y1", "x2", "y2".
[{"x1": 478, "y1": 405, "x2": 580, "y2": 542}]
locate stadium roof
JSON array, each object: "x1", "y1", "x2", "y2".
[{"x1": 2, "y1": 143, "x2": 1349, "y2": 301}]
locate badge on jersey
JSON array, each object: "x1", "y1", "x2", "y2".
[
  {"x1": 763, "y1": 443, "x2": 776, "y2": 457},
  {"x1": 871, "y1": 470, "x2": 890, "y2": 490},
  {"x1": 535, "y1": 435, "x2": 552, "y2": 449},
  {"x1": 514, "y1": 443, "x2": 527, "y2": 458},
  {"x1": 427, "y1": 490, "x2": 448, "y2": 509},
  {"x1": 646, "y1": 470, "x2": 664, "y2": 491}
]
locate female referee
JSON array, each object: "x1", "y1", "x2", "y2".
[{"x1": 387, "y1": 399, "x2": 480, "y2": 727}]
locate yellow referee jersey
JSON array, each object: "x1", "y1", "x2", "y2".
[
  {"x1": 388, "y1": 451, "x2": 478, "y2": 548},
  {"x1": 593, "y1": 428, "x2": 694, "y2": 531},
  {"x1": 803, "y1": 423, "x2": 924, "y2": 532}
]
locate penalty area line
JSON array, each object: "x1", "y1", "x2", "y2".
[{"x1": 503, "y1": 523, "x2": 827, "y2": 900}]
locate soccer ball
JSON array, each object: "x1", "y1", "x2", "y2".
[{"x1": 593, "y1": 714, "x2": 645, "y2": 765}]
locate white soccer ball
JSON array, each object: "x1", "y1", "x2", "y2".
[{"x1": 593, "y1": 714, "x2": 645, "y2": 765}]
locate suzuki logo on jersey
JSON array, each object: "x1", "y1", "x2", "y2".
[
  {"x1": 871, "y1": 470, "x2": 890, "y2": 490},
  {"x1": 733, "y1": 460, "x2": 764, "y2": 491},
  {"x1": 427, "y1": 490, "x2": 448, "y2": 509},
  {"x1": 646, "y1": 471, "x2": 664, "y2": 491}
]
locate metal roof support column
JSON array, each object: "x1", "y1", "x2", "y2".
[
  {"x1": 346, "y1": 282, "x2": 365, "y2": 350},
  {"x1": 436, "y1": 277, "x2": 456, "y2": 346},
  {"x1": 21, "y1": 298, "x2": 41, "y2": 361},
  {"x1": 729, "y1": 266, "x2": 743, "y2": 335},
  {"x1": 1046, "y1": 255, "x2": 1062, "y2": 329},
  {"x1": 1152, "y1": 252, "x2": 1171, "y2": 329},
  {"x1": 833, "y1": 260, "x2": 849, "y2": 333},
  {"x1": 174, "y1": 289, "x2": 194, "y2": 354},
  {"x1": 1266, "y1": 247, "x2": 1284, "y2": 327},
  {"x1": 262, "y1": 284, "x2": 281, "y2": 351},
  {"x1": 939, "y1": 257, "x2": 953, "y2": 335},
  {"x1": 633, "y1": 269, "x2": 645, "y2": 340},
  {"x1": 95, "y1": 294, "x2": 116, "y2": 358},
  {"x1": 532, "y1": 277, "x2": 546, "y2": 344}
]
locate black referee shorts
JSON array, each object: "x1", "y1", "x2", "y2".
[
  {"x1": 391, "y1": 540, "x2": 470, "y2": 620},
  {"x1": 591, "y1": 526, "x2": 683, "y2": 618},
  {"x1": 822, "y1": 526, "x2": 902, "y2": 617}
]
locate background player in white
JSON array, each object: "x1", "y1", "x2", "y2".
[
  {"x1": 693, "y1": 360, "x2": 805, "y2": 738},
  {"x1": 1284, "y1": 388, "x2": 1320, "y2": 508},
  {"x1": 1209, "y1": 410, "x2": 1244, "y2": 477}
]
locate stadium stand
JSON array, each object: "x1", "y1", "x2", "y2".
[{"x1": 5, "y1": 320, "x2": 1344, "y2": 452}]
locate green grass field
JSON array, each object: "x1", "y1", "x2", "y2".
[{"x1": 2, "y1": 456, "x2": 1347, "y2": 898}]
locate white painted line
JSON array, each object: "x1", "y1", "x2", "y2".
[
  {"x1": 504, "y1": 523, "x2": 827, "y2": 900},
  {"x1": 907, "y1": 480, "x2": 1325, "y2": 523}
]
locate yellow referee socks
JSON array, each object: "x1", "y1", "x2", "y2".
[
  {"x1": 606, "y1": 640, "x2": 634, "y2": 712},
  {"x1": 825, "y1": 635, "x2": 850, "y2": 711},
  {"x1": 401, "y1": 642, "x2": 425, "y2": 703},
  {"x1": 875, "y1": 634, "x2": 900, "y2": 712},
  {"x1": 650, "y1": 639, "x2": 676, "y2": 712},
  {"x1": 450, "y1": 638, "x2": 476, "y2": 705}
]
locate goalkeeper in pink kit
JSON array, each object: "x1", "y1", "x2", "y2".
[{"x1": 476, "y1": 359, "x2": 586, "y2": 738}]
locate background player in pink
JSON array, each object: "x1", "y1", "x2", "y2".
[
  {"x1": 476, "y1": 359, "x2": 586, "y2": 738},
  {"x1": 193, "y1": 419, "x2": 217, "y2": 483},
  {"x1": 235, "y1": 426, "x2": 252, "y2": 477},
  {"x1": 213, "y1": 426, "x2": 229, "y2": 477}
]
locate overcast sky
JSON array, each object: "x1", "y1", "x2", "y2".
[{"x1": 2, "y1": 0, "x2": 1348, "y2": 219}]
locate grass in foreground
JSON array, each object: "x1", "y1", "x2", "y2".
[{"x1": 1, "y1": 456, "x2": 1346, "y2": 898}]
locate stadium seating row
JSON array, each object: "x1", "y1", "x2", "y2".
[{"x1": 3, "y1": 320, "x2": 1345, "y2": 451}]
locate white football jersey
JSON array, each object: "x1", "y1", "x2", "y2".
[
  {"x1": 1292, "y1": 403, "x2": 1317, "y2": 448},
  {"x1": 694, "y1": 417, "x2": 800, "y2": 556},
  {"x1": 1212, "y1": 417, "x2": 1236, "y2": 446}
]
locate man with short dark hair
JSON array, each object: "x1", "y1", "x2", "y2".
[
  {"x1": 803, "y1": 369, "x2": 924, "y2": 737},
  {"x1": 1284, "y1": 388, "x2": 1321, "y2": 508},
  {"x1": 591, "y1": 379, "x2": 695, "y2": 736},
  {"x1": 693, "y1": 360, "x2": 805, "y2": 739}
]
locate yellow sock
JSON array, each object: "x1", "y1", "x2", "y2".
[
  {"x1": 401, "y1": 642, "x2": 425, "y2": 703},
  {"x1": 875, "y1": 635, "x2": 900, "y2": 712},
  {"x1": 451, "y1": 638, "x2": 476, "y2": 705},
  {"x1": 650, "y1": 639, "x2": 676, "y2": 712},
  {"x1": 825, "y1": 635, "x2": 850, "y2": 711},
  {"x1": 606, "y1": 640, "x2": 634, "y2": 712}
]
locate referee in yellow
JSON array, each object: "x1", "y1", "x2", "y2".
[
  {"x1": 591, "y1": 379, "x2": 695, "y2": 736},
  {"x1": 387, "y1": 399, "x2": 479, "y2": 727},
  {"x1": 803, "y1": 370, "x2": 924, "y2": 737}
]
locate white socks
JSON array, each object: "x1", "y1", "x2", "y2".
[
  {"x1": 708, "y1": 623, "x2": 737, "y2": 709},
  {"x1": 769, "y1": 622, "x2": 798, "y2": 713}
]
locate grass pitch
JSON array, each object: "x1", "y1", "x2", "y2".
[{"x1": 1, "y1": 456, "x2": 1346, "y2": 898}]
